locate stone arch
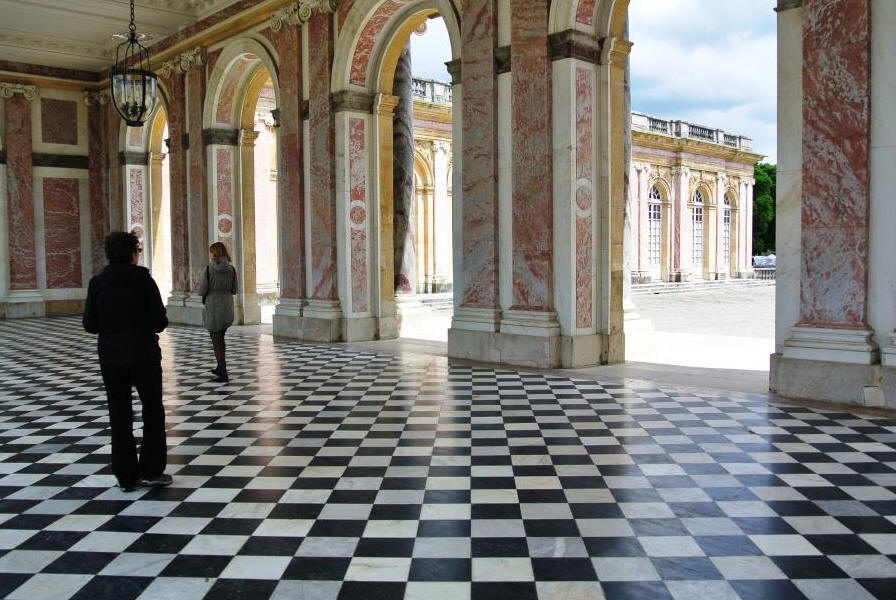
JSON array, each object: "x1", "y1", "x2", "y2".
[
  {"x1": 329, "y1": 0, "x2": 462, "y2": 338},
  {"x1": 203, "y1": 36, "x2": 280, "y2": 129},
  {"x1": 690, "y1": 182, "x2": 714, "y2": 279},
  {"x1": 332, "y1": 0, "x2": 461, "y2": 94},
  {"x1": 548, "y1": 0, "x2": 629, "y2": 37},
  {"x1": 723, "y1": 186, "x2": 740, "y2": 278},
  {"x1": 647, "y1": 177, "x2": 673, "y2": 281},
  {"x1": 203, "y1": 36, "x2": 281, "y2": 325}
]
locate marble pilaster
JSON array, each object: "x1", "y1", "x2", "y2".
[
  {"x1": 0, "y1": 89, "x2": 45, "y2": 317},
  {"x1": 85, "y1": 93, "x2": 109, "y2": 276},
  {"x1": 783, "y1": 0, "x2": 876, "y2": 365},
  {"x1": 163, "y1": 73, "x2": 192, "y2": 315}
]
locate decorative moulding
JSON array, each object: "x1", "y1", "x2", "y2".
[
  {"x1": 270, "y1": 0, "x2": 339, "y2": 32},
  {"x1": 0, "y1": 82, "x2": 38, "y2": 101},
  {"x1": 158, "y1": 46, "x2": 206, "y2": 78}
]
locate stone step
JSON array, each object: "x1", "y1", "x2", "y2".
[{"x1": 633, "y1": 279, "x2": 774, "y2": 296}]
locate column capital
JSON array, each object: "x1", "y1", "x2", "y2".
[
  {"x1": 158, "y1": 46, "x2": 206, "y2": 78},
  {"x1": 150, "y1": 151, "x2": 167, "y2": 164},
  {"x1": 599, "y1": 36, "x2": 633, "y2": 67},
  {"x1": 241, "y1": 128, "x2": 260, "y2": 146},
  {"x1": 373, "y1": 92, "x2": 399, "y2": 116},
  {"x1": 83, "y1": 89, "x2": 109, "y2": 106},
  {"x1": 775, "y1": 0, "x2": 802, "y2": 12},
  {"x1": 0, "y1": 82, "x2": 38, "y2": 101},
  {"x1": 271, "y1": 0, "x2": 338, "y2": 31}
]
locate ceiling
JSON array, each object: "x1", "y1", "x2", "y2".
[{"x1": 0, "y1": 0, "x2": 242, "y2": 72}]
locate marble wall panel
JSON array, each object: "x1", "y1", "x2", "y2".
[
  {"x1": 270, "y1": 23, "x2": 305, "y2": 300},
  {"x1": 309, "y1": 12, "x2": 338, "y2": 301},
  {"x1": 575, "y1": 66, "x2": 594, "y2": 328},
  {"x1": 40, "y1": 98, "x2": 78, "y2": 145},
  {"x1": 43, "y1": 177, "x2": 82, "y2": 288},
  {"x1": 800, "y1": 0, "x2": 871, "y2": 327},
  {"x1": 576, "y1": 0, "x2": 596, "y2": 26},
  {"x1": 511, "y1": 1, "x2": 553, "y2": 311},
  {"x1": 349, "y1": 117, "x2": 369, "y2": 313},
  {"x1": 215, "y1": 147, "x2": 234, "y2": 249},
  {"x1": 459, "y1": 0, "x2": 499, "y2": 309},
  {"x1": 5, "y1": 95, "x2": 36, "y2": 290},
  {"x1": 127, "y1": 167, "x2": 146, "y2": 266}
]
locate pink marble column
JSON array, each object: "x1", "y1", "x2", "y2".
[
  {"x1": 186, "y1": 65, "x2": 208, "y2": 291},
  {"x1": 271, "y1": 23, "x2": 305, "y2": 301},
  {"x1": 4, "y1": 95, "x2": 36, "y2": 290},
  {"x1": 510, "y1": 1, "x2": 553, "y2": 312},
  {"x1": 575, "y1": 65, "x2": 594, "y2": 329},
  {"x1": 166, "y1": 74, "x2": 191, "y2": 294},
  {"x1": 87, "y1": 99, "x2": 109, "y2": 275},
  {"x1": 799, "y1": 0, "x2": 871, "y2": 328},
  {"x1": 459, "y1": 0, "x2": 499, "y2": 309},
  {"x1": 308, "y1": 12, "x2": 338, "y2": 302},
  {"x1": 349, "y1": 116, "x2": 369, "y2": 313},
  {"x1": 106, "y1": 103, "x2": 123, "y2": 233}
]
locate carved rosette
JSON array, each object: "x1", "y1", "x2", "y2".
[
  {"x1": 83, "y1": 90, "x2": 110, "y2": 106},
  {"x1": 0, "y1": 83, "x2": 38, "y2": 101},
  {"x1": 270, "y1": 0, "x2": 338, "y2": 31}
]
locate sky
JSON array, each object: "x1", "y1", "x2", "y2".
[{"x1": 411, "y1": 1, "x2": 777, "y2": 163}]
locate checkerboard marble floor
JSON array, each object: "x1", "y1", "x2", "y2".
[{"x1": 1, "y1": 317, "x2": 895, "y2": 600}]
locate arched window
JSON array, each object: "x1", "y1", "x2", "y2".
[
  {"x1": 722, "y1": 195, "x2": 732, "y2": 266},
  {"x1": 647, "y1": 186, "x2": 662, "y2": 267},
  {"x1": 692, "y1": 189, "x2": 704, "y2": 270}
]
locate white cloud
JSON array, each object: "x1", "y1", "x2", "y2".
[
  {"x1": 630, "y1": 0, "x2": 778, "y2": 162},
  {"x1": 410, "y1": 17, "x2": 452, "y2": 82}
]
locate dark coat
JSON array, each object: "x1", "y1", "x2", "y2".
[
  {"x1": 82, "y1": 263, "x2": 168, "y2": 365},
  {"x1": 198, "y1": 258, "x2": 237, "y2": 333}
]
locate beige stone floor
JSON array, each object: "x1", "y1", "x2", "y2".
[{"x1": 252, "y1": 285, "x2": 776, "y2": 395}]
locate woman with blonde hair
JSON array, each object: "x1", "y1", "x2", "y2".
[{"x1": 199, "y1": 242, "x2": 237, "y2": 382}]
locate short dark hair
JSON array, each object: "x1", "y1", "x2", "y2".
[{"x1": 105, "y1": 231, "x2": 139, "y2": 264}]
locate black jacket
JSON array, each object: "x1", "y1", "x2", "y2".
[{"x1": 83, "y1": 263, "x2": 168, "y2": 365}]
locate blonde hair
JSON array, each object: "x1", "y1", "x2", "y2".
[{"x1": 209, "y1": 242, "x2": 231, "y2": 262}]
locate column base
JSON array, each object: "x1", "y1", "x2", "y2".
[
  {"x1": 272, "y1": 298, "x2": 307, "y2": 339},
  {"x1": 298, "y1": 299, "x2": 343, "y2": 342},
  {"x1": 737, "y1": 268, "x2": 755, "y2": 279},
  {"x1": 782, "y1": 326, "x2": 879, "y2": 365},
  {"x1": 238, "y1": 292, "x2": 262, "y2": 326},
  {"x1": 560, "y1": 334, "x2": 606, "y2": 367},
  {"x1": 4, "y1": 290, "x2": 46, "y2": 318},
  {"x1": 669, "y1": 271, "x2": 692, "y2": 283},
  {"x1": 770, "y1": 352, "x2": 893, "y2": 408},
  {"x1": 448, "y1": 327, "x2": 561, "y2": 369},
  {"x1": 879, "y1": 333, "x2": 896, "y2": 367},
  {"x1": 500, "y1": 309, "x2": 560, "y2": 337},
  {"x1": 344, "y1": 316, "x2": 377, "y2": 342},
  {"x1": 166, "y1": 292, "x2": 205, "y2": 326}
]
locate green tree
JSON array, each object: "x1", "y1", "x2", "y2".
[{"x1": 752, "y1": 162, "x2": 776, "y2": 255}]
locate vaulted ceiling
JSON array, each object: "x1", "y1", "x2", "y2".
[{"x1": 0, "y1": 0, "x2": 242, "y2": 72}]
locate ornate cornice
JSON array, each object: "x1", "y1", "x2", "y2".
[
  {"x1": 0, "y1": 82, "x2": 38, "y2": 101},
  {"x1": 158, "y1": 46, "x2": 206, "y2": 78},
  {"x1": 270, "y1": 0, "x2": 339, "y2": 31},
  {"x1": 0, "y1": 29, "x2": 112, "y2": 64},
  {"x1": 83, "y1": 90, "x2": 109, "y2": 106}
]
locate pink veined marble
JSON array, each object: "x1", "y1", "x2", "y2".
[
  {"x1": 216, "y1": 147, "x2": 233, "y2": 237},
  {"x1": 165, "y1": 74, "x2": 191, "y2": 293},
  {"x1": 87, "y1": 101, "x2": 108, "y2": 275},
  {"x1": 575, "y1": 66, "x2": 594, "y2": 329},
  {"x1": 309, "y1": 11, "x2": 338, "y2": 302},
  {"x1": 41, "y1": 98, "x2": 78, "y2": 145},
  {"x1": 106, "y1": 104, "x2": 124, "y2": 234},
  {"x1": 458, "y1": 0, "x2": 499, "y2": 309},
  {"x1": 43, "y1": 178, "x2": 82, "y2": 288},
  {"x1": 349, "y1": 117, "x2": 369, "y2": 314},
  {"x1": 5, "y1": 95, "x2": 37, "y2": 290},
  {"x1": 799, "y1": 0, "x2": 871, "y2": 328},
  {"x1": 126, "y1": 124, "x2": 144, "y2": 149},
  {"x1": 510, "y1": 0, "x2": 553, "y2": 312},
  {"x1": 215, "y1": 56, "x2": 256, "y2": 125},
  {"x1": 187, "y1": 67, "x2": 209, "y2": 291},
  {"x1": 349, "y1": 0, "x2": 407, "y2": 87},
  {"x1": 206, "y1": 48, "x2": 223, "y2": 77},
  {"x1": 128, "y1": 168, "x2": 145, "y2": 227},
  {"x1": 269, "y1": 23, "x2": 306, "y2": 300},
  {"x1": 576, "y1": 0, "x2": 597, "y2": 26}
]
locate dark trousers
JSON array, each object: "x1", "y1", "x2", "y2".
[
  {"x1": 210, "y1": 329, "x2": 227, "y2": 377},
  {"x1": 100, "y1": 361, "x2": 166, "y2": 487}
]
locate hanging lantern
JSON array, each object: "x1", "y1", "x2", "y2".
[{"x1": 109, "y1": 0, "x2": 158, "y2": 127}]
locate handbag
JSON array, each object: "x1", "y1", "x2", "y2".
[{"x1": 201, "y1": 265, "x2": 210, "y2": 304}]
